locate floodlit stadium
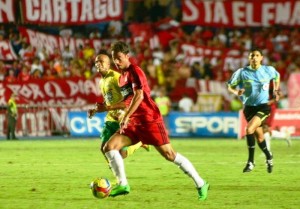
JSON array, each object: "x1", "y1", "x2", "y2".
[{"x1": 0, "y1": 1, "x2": 299, "y2": 209}]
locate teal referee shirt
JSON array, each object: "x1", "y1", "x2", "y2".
[{"x1": 227, "y1": 65, "x2": 280, "y2": 106}]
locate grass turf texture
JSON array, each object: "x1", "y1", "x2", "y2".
[{"x1": 0, "y1": 138, "x2": 299, "y2": 209}]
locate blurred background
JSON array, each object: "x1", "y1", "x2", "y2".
[{"x1": 0, "y1": 0, "x2": 299, "y2": 139}]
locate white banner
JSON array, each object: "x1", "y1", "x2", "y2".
[{"x1": 22, "y1": 0, "x2": 123, "y2": 25}]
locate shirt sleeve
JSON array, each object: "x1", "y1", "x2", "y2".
[
  {"x1": 227, "y1": 68, "x2": 242, "y2": 88},
  {"x1": 269, "y1": 66, "x2": 280, "y2": 82},
  {"x1": 130, "y1": 65, "x2": 143, "y2": 90}
]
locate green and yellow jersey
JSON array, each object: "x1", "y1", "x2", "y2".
[
  {"x1": 8, "y1": 97, "x2": 17, "y2": 117},
  {"x1": 100, "y1": 69, "x2": 123, "y2": 122}
]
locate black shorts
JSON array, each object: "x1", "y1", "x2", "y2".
[{"x1": 243, "y1": 104, "x2": 271, "y2": 123}]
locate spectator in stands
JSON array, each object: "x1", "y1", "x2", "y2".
[
  {"x1": 107, "y1": 20, "x2": 123, "y2": 38},
  {"x1": 61, "y1": 46, "x2": 74, "y2": 67},
  {"x1": 43, "y1": 68, "x2": 56, "y2": 80},
  {"x1": 7, "y1": 93, "x2": 18, "y2": 140},
  {"x1": 11, "y1": 60, "x2": 21, "y2": 77},
  {"x1": 30, "y1": 57, "x2": 44, "y2": 75},
  {"x1": 178, "y1": 94, "x2": 194, "y2": 112},
  {"x1": 5, "y1": 69, "x2": 17, "y2": 83},
  {"x1": 154, "y1": 86, "x2": 171, "y2": 127},
  {"x1": 0, "y1": 61, "x2": 6, "y2": 81},
  {"x1": 9, "y1": 32, "x2": 22, "y2": 54},
  {"x1": 82, "y1": 41, "x2": 95, "y2": 61},
  {"x1": 69, "y1": 61, "x2": 82, "y2": 78},
  {"x1": 20, "y1": 44, "x2": 35, "y2": 61},
  {"x1": 0, "y1": 25, "x2": 5, "y2": 40},
  {"x1": 18, "y1": 65, "x2": 31, "y2": 81},
  {"x1": 31, "y1": 69, "x2": 43, "y2": 79},
  {"x1": 37, "y1": 46, "x2": 49, "y2": 63},
  {"x1": 59, "y1": 27, "x2": 73, "y2": 39},
  {"x1": 89, "y1": 28, "x2": 101, "y2": 39}
]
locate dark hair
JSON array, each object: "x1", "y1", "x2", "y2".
[
  {"x1": 250, "y1": 48, "x2": 263, "y2": 56},
  {"x1": 111, "y1": 41, "x2": 130, "y2": 54},
  {"x1": 98, "y1": 49, "x2": 109, "y2": 56}
]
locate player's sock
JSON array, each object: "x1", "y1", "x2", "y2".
[
  {"x1": 105, "y1": 150, "x2": 128, "y2": 186},
  {"x1": 258, "y1": 140, "x2": 272, "y2": 160},
  {"x1": 264, "y1": 132, "x2": 271, "y2": 151},
  {"x1": 126, "y1": 141, "x2": 142, "y2": 157},
  {"x1": 173, "y1": 152, "x2": 205, "y2": 188},
  {"x1": 271, "y1": 130, "x2": 286, "y2": 138},
  {"x1": 246, "y1": 134, "x2": 256, "y2": 163}
]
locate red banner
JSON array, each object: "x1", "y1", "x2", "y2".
[
  {"x1": 182, "y1": 0, "x2": 300, "y2": 27},
  {"x1": 273, "y1": 109, "x2": 300, "y2": 136},
  {"x1": 239, "y1": 109, "x2": 300, "y2": 138},
  {"x1": 0, "y1": 40, "x2": 18, "y2": 60},
  {"x1": 18, "y1": 27, "x2": 121, "y2": 55},
  {"x1": 21, "y1": 0, "x2": 123, "y2": 25},
  {"x1": 287, "y1": 73, "x2": 300, "y2": 108},
  {"x1": 0, "y1": 0, "x2": 15, "y2": 23},
  {"x1": 0, "y1": 77, "x2": 103, "y2": 106}
]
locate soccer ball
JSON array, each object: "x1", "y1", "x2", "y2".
[{"x1": 90, "y1": 177, "x2": 111, "y2": 199}]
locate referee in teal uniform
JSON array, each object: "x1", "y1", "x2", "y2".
[{"x1": 227, "y1": 48, "x2": 280, "y2": 173}]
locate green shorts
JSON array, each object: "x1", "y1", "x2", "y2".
[{"x1": 101, "y1": 121, "x2": 128, "y2": 151}]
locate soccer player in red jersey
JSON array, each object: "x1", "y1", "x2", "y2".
[
  {"x1": 263, "y1": 80, "x2": 291, "y2": 150},
  {"x1": 95, "y1": 41, "x2": 210, "y2": 201}
]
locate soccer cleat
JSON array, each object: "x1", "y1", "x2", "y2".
[
  {"x1": 109, "y1": 184, "x2": 130, "y2": 197},
  {"x1": 198, "y1": 182, "x2": 210, "y2": 201},
  {"x1": 243, "y1": 162, "x2": 255, "y2": 173},
  {"x1": 285, "y1": 131, "x2": 292, "y2": 147},
  {"x1": 141, "y1": 144, "x2": 151, "y2": 152},
  {"x1": 266, "y1": 155, "x2": 273, "y2": 173}
]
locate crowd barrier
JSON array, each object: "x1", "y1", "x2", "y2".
[
  {"x1": 0, "y1": 105, "x2": 91, "y2": 137},
  {"x1": 0, "y1": 105, "x2": 299, "y2": 139}
]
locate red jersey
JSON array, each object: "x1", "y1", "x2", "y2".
[{"x1": 119, "y1": 64, "x2": 162, "y2": 124}]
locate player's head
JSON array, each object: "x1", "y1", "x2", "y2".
[
  {"x1": 248, "y1": 48, "x2": 263, "y2": 69},
  {"x1": 111, "y1": 41, "x2": 131, "y2": 70},
  {"x1": 95, "y1": 50, "x2": 110, "y2": 76}
]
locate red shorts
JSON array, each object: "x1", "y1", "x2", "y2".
[
  {"x1": 117, "y1": 121, "x2": 170, "y2": 146},
  {"x1": 265, "y1": 104, "x2": 276, "y2": 126}
]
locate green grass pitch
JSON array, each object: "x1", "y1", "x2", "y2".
[{"x1": 0, "y1": 138, "x2": 299, "y2": 209}]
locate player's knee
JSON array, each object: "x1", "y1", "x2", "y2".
[
  {"x1": 163, "y1": 151, "x2": 176, "y2": 161},
  {"x1": 246, "y1": 126, "x2": 255, "y2": 134},
  {"x1": 103, "y1": 141, "x2": 116, "y2": 152}
]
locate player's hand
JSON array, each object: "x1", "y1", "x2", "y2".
[
  {"x1": 273, "y1": 90, "x2": 281, "y2": 102},
  {"x1": 87, "y1": 109, "x2": 96, "y2": 119},
  {"x1": 119, "y1": 115, "x2": 129, "y2": 133},
  {"x1": 95, "y1": 102, "x2": 107, "y2": 112},
  {"x1": 236, "y1": 89, "x2": 245, "y2": 96}
]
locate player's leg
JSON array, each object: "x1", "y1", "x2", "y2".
[
  {"x1": 103, "y1": 133, "x2": 132, "y2": 197},
  {"x1": 243, "y1": 115, "x2": 262, "y2": 172},
  {"x1": 155, "y1": 143, "x2": 209, "y2": 201},
  {"x1": 146, "y1": 121, "x2": 209, "y2": 201},
  {"x1": 256, "y1": 127, "x2": 273, "y2": 173},
  {"x1": 263, "y1": 124, "x2": 272, "y2": 151},
  {"x1": 124, "y1": 141, "x2": 143, "y2": 157},
  {"x1": 271, "y1": 130, "x2": 292, "y2": 147},
  {"x1": 120, "y1": 142, "x2": 151, "y2": 159},
  {"x1": 100, "y1": 121, "x2": 120, "y2": 182}
]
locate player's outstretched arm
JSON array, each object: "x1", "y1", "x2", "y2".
[
  {"x1": 87, "y1": 109, "x2": 96, "y2": 119},
  {"x1": 227, "y1": 85, "x2": 245, "y2": 96},
  {"x1": 95, "y1": 102, "x2": 126, "y2": 112}
]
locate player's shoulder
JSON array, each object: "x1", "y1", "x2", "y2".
[
  {"x1": 107, "y1": 69, "x2": 120, "y2": 79},
  {"x1": 129, "y1": 63, "x2": 143, "y2": 72},
  {"x1": 261, "y1": 65, "x2": 276, "y2": 71},
  {"x1": 233, "y1": 67, "x2": 246, "y2": 75}
]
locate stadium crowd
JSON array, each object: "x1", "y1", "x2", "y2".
[{"x1": 1, "y1": 1, "x2": 300, "y2": 110}]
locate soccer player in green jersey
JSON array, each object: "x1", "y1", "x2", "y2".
[
  {"x1": 227, "y1": 48, "x2": 280, "y2": 173},
  {"x1": 88, "y1": 52, "x2": 149, "y2": 181}
]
